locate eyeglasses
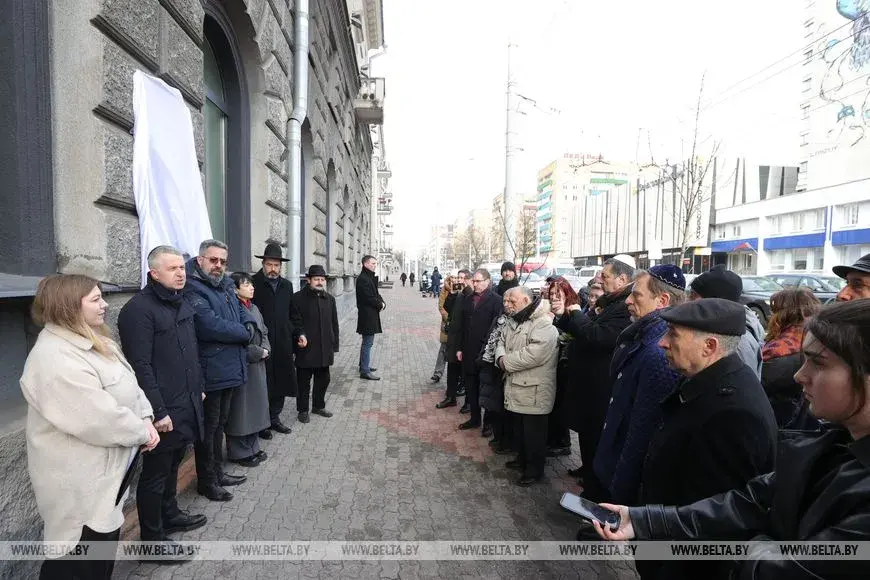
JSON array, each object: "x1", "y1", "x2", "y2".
[
  {"x1": 471, "y1": 278, "x2": 486, "y2": 284},
  {"x1": 206, "y1": 257, "x2": 228, "y2": 265}
]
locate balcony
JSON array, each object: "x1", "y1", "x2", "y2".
[{"x1": 354, "y1": 77, "x2": 385, "y2": 124}]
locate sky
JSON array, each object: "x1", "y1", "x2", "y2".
[{"x1": 370, "y1": 0, "x2": 805, "y2": 251}]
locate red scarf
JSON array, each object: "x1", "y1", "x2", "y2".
[
  {"x1": 762, "y1": 325, "x2": 803, "y2": 362},
  {"x1": 240, "y1": 298, "x2": 252, "y2": 309}
]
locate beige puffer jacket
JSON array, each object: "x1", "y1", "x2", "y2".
[{"x1": 494, "y1": 299, "x2": 559, "y2": 415}]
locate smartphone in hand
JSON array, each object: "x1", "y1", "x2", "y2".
[{"x1": 560, "y1": 492, "x2": 621, "y2": 531}]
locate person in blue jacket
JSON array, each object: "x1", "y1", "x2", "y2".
[
  {"x1": 184, "y1": 239, "x2": 255, "y2": 502},
  {"x1": 592, "y1": 265, "x2": 685, "y2": 504}
]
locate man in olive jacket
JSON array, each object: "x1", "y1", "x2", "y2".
[
  {"x1": 291, "y1": 265, "x2": 339, "y2": 422},
  {"x1": 495, "y1": 287, "x2": 559, "y2": 486},
  {"x1": 118, "y1": 245, "x2": 206, "y2": 554},
  {"x1": 356, "y1": 255, "x2": 385, "y2": 380}
]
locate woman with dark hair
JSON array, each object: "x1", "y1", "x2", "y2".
[
  {"x1": 225, "y1": 272, "x2": 271, "y2": 467},
  {"x1": 548, "y1": 277, "x2": 580, "y2": 458},
  {"x1": 596, "y1": 300, "x2": 870, "y2": 579},
  {"x1": 21, "y1": 275, "x2": 159, "y2": 579},
  {"x1": 762, "y1": 287, "x2": 821, "y2": 429}
]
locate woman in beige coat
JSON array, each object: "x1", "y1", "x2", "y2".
[
  {"x1": 20, "y1": 274, "x2": 159, "y2": 580},
  {"x1": 495, "y1": 287, "x2": 559, "y2": 487}
]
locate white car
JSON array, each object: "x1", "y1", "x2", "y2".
[{"x1": 522, "y1": 272, "x2": 546, "y2": 296}]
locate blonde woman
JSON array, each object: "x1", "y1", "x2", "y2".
[
  {"x1": 20, "y1": 275, "x2": 159, "y2": 579},
  {"x1": 430, "y1": 275, "x2": 455, "y2": 382}
]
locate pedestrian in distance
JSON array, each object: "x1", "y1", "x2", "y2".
[
  {"x1": 21, "y1": 274, "x2": 160, "y2": 580},
  {"x1": 357, "y1": 255, "x2": 386, "y2": 380},
  {"x1": 596, "y1": 300, "x2": 870, "y2": 580},
  {"x1": 225, "y1": 272, "x2": 271, "y2": 467},
  {"x1": 400, "y1": 272, "x2": 407, "y2": 287},
  {"x1": 251, "y1": 243, "x2": 306, "y2": 437},
  {"x1": 409, "y1": 272, "x2": 416, "y2": 287},
  {"x1": 292, "y1": 265, "x2": 339, "y2": 422},
  {"x1": 118, "y1": 245, "x2": 206, "y2": 563},
  {"x1": 184, "y1": 239, "x2": 254, "y2": 502},
  {"x1": 430, "y1": 267, "x2": 442, "y2": 298}
]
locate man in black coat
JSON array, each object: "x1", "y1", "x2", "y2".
[
  {"x1": 184, "y1": 240, "x2": 254, "y2": 501},
  {"x1": 457, "y1": 268, "x2": 503, "y2": 432},
  {"x1": 554, "y1": 255, "x2": 634, "y2": 491},
  {"x1": 437, "y1": 269, "x2": 473, "y2": 409},
  {"x1": 357, "y1": 255, "x2": 385, "y2": 380},
  {"x1": 251, "y1": 243, "x2": 306, "y2": 435},
  {"x1": 118, "y1": 246, "x2": 206, "y2": 558},
  {"x1": 496, "y1": 261, "x2": 519, "y2": 296},
  {"x1": 636, "y1": 298, "x2": 777, "y2": 579},
  {"x1": 291, "y1": 265, "x2": 339, "y2": 423}
]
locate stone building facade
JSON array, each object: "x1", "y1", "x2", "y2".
[{"x1": 0, "y1": 0, "x2": 384, "y2": 575}]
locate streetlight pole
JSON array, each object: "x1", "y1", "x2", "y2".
[{"x1": 502, "y1": 42, "x2": 516, "y2": 262}]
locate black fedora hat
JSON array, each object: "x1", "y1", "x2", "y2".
[
  {"x1": 306, "y1": 264, "x2": 328, "y2": 278},
  {"x1": 833, "y1": 253, "x2": 870, "y2": 279},
  {"x1": 255, "y1": 243, "x2": 289, "y2": 262}
]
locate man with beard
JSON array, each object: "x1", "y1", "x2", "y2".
[
  {"x1": 184, "y1": 240, "x2": 254, "y2": 502},
  {"x1": 251, "y1": 243, "x2": 307, "y2": 436},
  {"x1": 118, "y1": 245, "x2": 205, "y2": 560},
  {"x1": 551, "y1": 254, "x2": 634, "y2": 493},
  {"x1": 291, "y1": 265, "x2": 339, "y2": 423},
  {"x1": 833, "y1": 252, "x2": 870, "y2": 301},
  {"x1": 496, "y1": 261, "x2": 519, "y2": 296}
]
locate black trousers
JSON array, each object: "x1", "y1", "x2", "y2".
[
  {"x1": 547, "y1": 382, "x2": 572, "y2": 449},
  {"x1": 194, "y1": 388, "x2": 233, "y2": 486},
  {"x1": 489, "y1": 410, "x2": 515, "y2": 448},
  {"x1": 268, "y1": 394, "x2": 285, "y2": 425},
  {"x1": 39, "y1": 526, "x2": 119, "y2": 580},
  {"x1": 137, "y1": 445, "x2": 186, "y2": 540},
  {"x1": 445, "y1": 361, "x2": 462, "y2": 399},
  {"x1": 297, "y1": 367, "x2": 330, "y2": 412},
  {"x1": 513, "y1": 412, "x2": 549, "y2": 479},
  {"x1": 463, "y1": 370, "x2": 481, "y2": 424}
]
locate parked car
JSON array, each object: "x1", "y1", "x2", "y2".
[
  {"x1": 576, "y1": 265, "x2": 603, "y2": 287},
  {"x1": 561, "y1": 275, "x2": 584, "y2": 294},
  {"x1": 739, "y1": 276, "x2": 784, "y2": 326},
  {"x1": 766, "y1": 274, "x2": 839, "y2": 303},
  {"x1": 522, "y1": 272, "x2": 546, "y2": 297},
  {"x1": 819, "y1": 276, "x2": 846, "y2": 292}
]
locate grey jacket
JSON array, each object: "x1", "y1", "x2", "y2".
[{"x1": 738, "y1": 306, "x2": 764, "y2": 379}]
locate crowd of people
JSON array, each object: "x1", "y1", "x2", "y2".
[
  {"x1": 19, "y1": 241, "x2": 392, "y2": 577},
  {"x1": 430, "y1": 255, "x2": 870, "y2": 578}
]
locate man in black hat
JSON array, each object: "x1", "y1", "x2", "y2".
[
  {"x1": 633, "y1": 298, "x2": 777, "y2": 579},
  {"x1": 834, "y1": 252, "x2": 870, "y2": 301},
  {"x1": 251, "y1": 243, "x2": 306, "y2": 436},
  {"x1": 496, "y1": 261, "x2": 519, "y2": 296},
  {"x1": 688, "y1": 264, "x2": 764, "y2": 379},
  {"x1": 291, "y1": 265, "x2": 339, "y2": 423}
]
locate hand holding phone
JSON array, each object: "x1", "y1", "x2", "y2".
[{"x1": 559, "y1": 492, "x2": 621, "y2": 531}]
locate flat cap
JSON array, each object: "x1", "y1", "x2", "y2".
[{"x1": 660, "y1": 298, "x2": 746, "y2": 336}]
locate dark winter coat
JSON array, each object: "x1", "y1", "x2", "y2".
[
  {"x1": 458, "y1": 289, "x2": 503, "y2": 375},
  {"x1": 226, "y1": 302, "x2": 271, "y2": 436},
  {"x1": 637, "y1": 353, "x2": 778, "y2": 580},
  {"x1": 183, "y1": 258, "x2": 254, "y2": 392},
  {"x1": 592, "y1": 310, "x2": 681, "y2": 504},
  {"x1": 478, "y1": 314, "x2": 508, "y2": 413},
  {"x1": 554, "y1": 285, "x2": 632, "y2": 434},
  {"x1": 762, "y1": 353, "x2": 820, "y2": 430},
  {"x1": 496, "y1": 277, "x2": 519, "y2": 296},
  {"x1": 631, "y1": 428, "x2": 870, "y2": 580},
  {"x1": 445, "y1": 287, "x2": 472, "y2": 363},
  {"x1": 118, "y1": 277, "x2": 205, "y2": 449},
  {"x1": 356, "y1": 268, "x2": 385, "y2": 335},
  {"x1": 291, "y1": 285, "x2": 339, "y2": 368},
  {"x1": 252, "y1": 270, "x2": 302, "y2": 398}
]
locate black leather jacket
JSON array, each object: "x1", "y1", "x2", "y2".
[{"x1": 630, "y1": 427, "x2": 870, "y2": 579}]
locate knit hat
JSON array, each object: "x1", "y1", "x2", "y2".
[
  {"x1": 690, "y1": 265, "x2": 743, "y2": 302},
  {"x1": 648, "y1": 264, "x2": 686, "y2": 291},
  {"x1": 501, "y1": 261, "x2": 516, "y2": 274}
]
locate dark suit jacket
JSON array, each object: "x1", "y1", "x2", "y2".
[{"x1": 459, "y1": 288, "x2": 503, "y2": 374}]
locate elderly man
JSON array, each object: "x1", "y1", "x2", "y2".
[
  {"x1": 457, "y1": 268, "x2": 503, "y2": 432},
  {"x1": 591, "y1": 265, "x2": 685, "y2": 505},
  {"x1": 635, "y1": 298, "x2": 777, "y2": 579},
  {"x1": 496, "y1": 286, "x2": 559, "y2": 486},
  {"x1": 184, "y1": 239, "x2": 254, "y2": 502},
  {"x1": 118, "y1": 246, "x2": 206, "y2": 558},
  {"x1": 291, "y1": 265, "x2": 339, "y2": 423},
  {"x1": 688, "y1": 265, "x2": 763, "y2": 378},
  {"x1": 834, "y1": 253, "x2": 870, "y2": 301},
  {"x1": 252, "y1": 243, "x2": 306, "y2": 436},
  {"x1": 551, "y1": 254, "x2": 634, "y2": 488},
  {"x1": 357, "y1": 255, "x2": 386, "y2": 380}
]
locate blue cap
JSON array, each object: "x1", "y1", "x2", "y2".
[{"x1": 648, "y1": 264, "x2": 686, "y2": 291}]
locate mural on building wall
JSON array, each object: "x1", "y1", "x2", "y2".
[{"x1": 818, "y1": 1, "x2": 870, "y2": 146}]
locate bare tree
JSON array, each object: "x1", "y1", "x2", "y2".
[
  {"x1": 453, "y1": 226, "x2": 488, "y2": 270},
  {"x1": 493, "y1": 202, "x2": 549, "y2": 282},
  {"x1": 647, "y1": 74, "x2": 720, "y2": 271}
]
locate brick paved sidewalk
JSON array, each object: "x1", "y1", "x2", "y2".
[{"x1": 116, "y1": 285, "x2": 638, "y2": 580}]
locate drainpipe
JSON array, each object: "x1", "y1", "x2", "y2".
[{"x1": 286, "y1": 0, "x2": 309, "y2": 292}]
